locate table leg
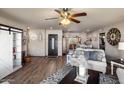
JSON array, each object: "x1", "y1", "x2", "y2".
[{"x1": 111, "y1": 63, "x2": 113, "y2": 75}]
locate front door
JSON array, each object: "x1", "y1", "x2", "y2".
[{"x1": 48, "y1": 34, "x2": 58, "y2": 56}]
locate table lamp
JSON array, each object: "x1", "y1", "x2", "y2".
[{"x1": 118, "y1": 42, "x2": 124, "y2": 61}]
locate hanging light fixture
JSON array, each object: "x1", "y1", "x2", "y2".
[
  {"x1": 60, "y1": 18, "x2": 70, "y2": 25},
  {"x1": 60, "y1": 11, "x2": 71, "y2": 26}
]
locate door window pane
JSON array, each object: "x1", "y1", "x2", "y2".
[{"x1": 52, "y1": 38, "x2": 54, "y2": 49}]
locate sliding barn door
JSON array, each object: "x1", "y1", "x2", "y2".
[{"x1": 0, "y1": 30, "x2": 13, "y2": 79}]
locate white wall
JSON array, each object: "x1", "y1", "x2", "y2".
[
  {"x1": 64, "y1": 32, "x2": 87, "y2": 43},
  {"x1": 87, "y1": 30, "x2": 100, "y2": 49},
  {"x1": 88, "y1": 21, "x2": 124, "y2": 58},
  {"x1": 28, "y1": 29, "x2": 63, "y2": 56},
  {"x1": 28, "y1": 29, "x2": 45, "y2": 56},
  {"x1": 63, "y1": 32, "x2": 87, "y2": 51}
]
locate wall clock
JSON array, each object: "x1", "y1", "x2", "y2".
[{"x1": 107, "y1": 28, "x2": 121, "y2": 46}]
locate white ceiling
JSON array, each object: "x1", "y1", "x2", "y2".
[{"x1": 0, "y1": 8, "x2": 124, "y2": 32}]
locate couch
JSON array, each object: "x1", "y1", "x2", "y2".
[{"x1": 67, "y1": 48, "x2": 107, "y2": 73}]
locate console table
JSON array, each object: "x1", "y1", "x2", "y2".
[{"x1": 111, "y1": 59, "x2": 124, "y2": 75}]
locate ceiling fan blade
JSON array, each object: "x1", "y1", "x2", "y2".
[
  {"x1": 55, "y1": 9, "x2": 62, "y2": 15},
  {"x1": 69, "y1": 17, "x2": 80, "y2": 23},
  {"x1": 71, "y1": 12, "x2": 87, "y2": 17},
  {"x1": 55, "y1": 9, "x2": 64, "y2": 17},
  {"x1": 45, "y1": 17, "x2": 58, "y2": 20}
]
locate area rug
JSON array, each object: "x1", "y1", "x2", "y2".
[
  {"x1": 40, "y1": 64, "x2": 73, "y2": 84},
  {"x1": 99, "y1": 73, "x2": 119, "y2": 84},
  {"x1": 40, "y1": 64, "x2": 120, "y2": 84}
]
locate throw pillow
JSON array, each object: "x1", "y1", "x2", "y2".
[
  {"x1": 89, "y1": 51, "x2": 103, "y2": 61},
  {"x1": 84, "y1": 51, "x2": 89, "y2": 60}
]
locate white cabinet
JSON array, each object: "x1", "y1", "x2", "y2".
[{"x1": 0, "y1": 29, "x2": 22, "y2": 80}]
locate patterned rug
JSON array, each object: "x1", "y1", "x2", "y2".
[
  {"x1": 40, "y1": 64, "x2": 73, "y2": 84},
  {"x1": 99, "y1": 73, "x2": 119, "y2": 84},
  {"x1": 40, "y1": 64, "x2": 120, "y2": 84}
]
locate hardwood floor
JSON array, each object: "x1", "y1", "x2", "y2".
[
  {"x1": 4, "y1": 56, "x2": 66, "y2": 84},
  {"x1": 3, "y1": 56, "x2": 111, "y2": 84}
]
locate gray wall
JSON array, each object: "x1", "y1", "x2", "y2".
[{"x1": 88, "y1": 21, "x2": 124, "y2": 59}]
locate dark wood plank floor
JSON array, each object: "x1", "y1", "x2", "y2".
[
  {"x1": 4, "y1": 56, "x2": 111, "y2": 84},
  {"x1": 4, "y1": 56, "x2": 66, "y2": 84}
]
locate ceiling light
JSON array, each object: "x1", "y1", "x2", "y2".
[
  {"x1": 64, "y1": 12, "x2": 68, "y2": 17},
  {"x1": 60, "y1": 18, "x2": 70, "y2": 25}
]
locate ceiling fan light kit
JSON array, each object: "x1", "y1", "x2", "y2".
[{"x1": 60, "y1": 18, "x2": 70, "y2": 25}]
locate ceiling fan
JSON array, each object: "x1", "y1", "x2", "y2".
[{"x1": 45, "y1": 8, "x2": 87, "y2": 25}]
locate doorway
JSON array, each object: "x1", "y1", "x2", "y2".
[
  {"x1": 48, "y1": 34, "x2": 58, "y2": 56},
  {"x1": 99, "y1": 33, "x2": 105, "y2": 50}
]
